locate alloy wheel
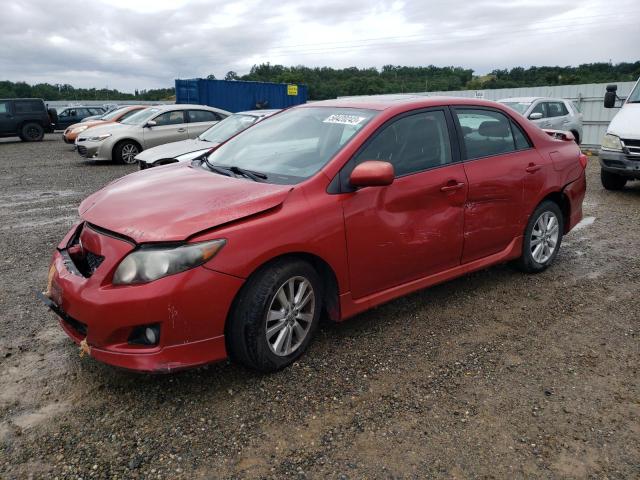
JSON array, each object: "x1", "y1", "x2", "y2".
[
  {"x1": 121, "y1": 144, "x2": 139, "y2": 164},
  {"x1": 265, "y1": 276, "x2": 315, "y2": 357},
  {"x1": 530, "y1": 211, "x2": 559, "y2": 264}
]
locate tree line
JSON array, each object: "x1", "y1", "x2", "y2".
[{"x1": 1, "y1": 62, "x2": 638, "y2": 102}]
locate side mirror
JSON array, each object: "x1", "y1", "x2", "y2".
[
  {"x1": 604, "y1": 85, "x2": 618, "y2": 108},
  {"x1": 144, "y1": 120, "x2": 157, "y2": 128},
  {"x1": 528, "y1": 112, "x2": 543, "y2": 120},
  {"x1": 350, "y1": 161, "x2": 395, "y2": 188}
]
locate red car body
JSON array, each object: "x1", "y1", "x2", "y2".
[{"x1": 45, "y1": 97, "x2": 586, "y2": 372}]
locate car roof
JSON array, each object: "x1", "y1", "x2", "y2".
[
  {"x1": 497, "y1": 97, "x2": 569, "y2": 103},
  {"x1": 299, "y1": 95, "x2": 511, "y2": 111}
]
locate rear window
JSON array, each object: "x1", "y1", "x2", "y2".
[
  {"x1": 14, "y1": 100, "x2": 44, "y2": 114},
  {"x1": 188, "y1": 110, "x2": 221, "y2": 123}
]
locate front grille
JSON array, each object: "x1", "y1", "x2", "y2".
[
  {"x1": 622, "y1": 139, "x2": 640, "y2": 157},
  {"x1": 62, "y1": 316, "x2": 88, "y2": 337},
  {"x1": 77, "y1": 145, "x2": 88, "y2": 157}
]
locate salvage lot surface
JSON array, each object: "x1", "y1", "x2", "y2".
[{"x1": 0, "y1": 134, "x2": 638, "y2": 479}]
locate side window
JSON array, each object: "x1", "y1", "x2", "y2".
[
  {"x1": 187, "y1": 110, "x2": 219, "y2": 123},
  {"x1": 547, "y1": 102, "x2": 569, "y2": 117},
  {"x1": 14, "y1": 100, "x2": 42, "y2": 113},
  {"x1": 0, "y1": 101, "x2": 10, "y2": 114},
  {"x1": 455, "y1": 108, "x2": 516, "y2": 159},
  {"x1": 88, "y1": 108, "x2": 103, "y2": 115},
  {"x1": 354, "y1": 110, "x2": 453, "y2": 177},
  {"x1": 530, "y1": 102, "x2": 547, "y2": 118},
  {"x1": 153, "y1": 111, "x2": 185, "y2": 126},
  {"x1": 511, "y1": 120, "x2": 532, "y2": 150},
  {"x1": 75, "y1": 109, "x2": 88, "y2": 117}
]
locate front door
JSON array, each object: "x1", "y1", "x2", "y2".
[
  {"x1": 453, "y1": 107, "x2": 547, "y2": 263},
  {"x1": 341, "y1": 109, "x2": 467, "y2": 299},
  {"x1": 143, "y1": 110, "x2": 189, "y2": 148}
]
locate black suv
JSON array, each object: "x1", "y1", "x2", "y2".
[
  {"x1": 0, "y1": 98, "x2": 55, "y2": 141},
  {"x1": 54, "y1": 106, "x2": 106, "y2": 130}
]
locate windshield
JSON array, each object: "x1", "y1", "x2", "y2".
[
  {"x1": 500, "y1": 101, "x2": 531, "y2": 115},
  {"x1": 101, "y1": 106, "x2": 131, "y2": 121},
  {"x1": 627, "y1": 80, "x2": 640, "y2": 103},
  {"x1": 121, "y1": 107, "x2": 160, "y2": 125},
  {"x1": 204, "y1": 107, "x2": 376, "y2": 184},
  {"x1": 199, "y1": 114, "x2": 261, "y2": 143}
]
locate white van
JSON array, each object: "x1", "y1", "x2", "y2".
[{"x1": 600, "y1": 79, "x2": 640, "y2": 189}]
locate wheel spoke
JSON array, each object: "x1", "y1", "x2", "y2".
[
  {"x1": 297, "y1": 291, "x2": 313, "y2": 310},
  {"x1": 266, "y1": 319, "x2": 287, "y2": 339},
  {"x1": 276, "y1": 288, "x2": 290, "y2": 309},
  {"x1": 531, "y1": 238, "x2": 542, "y2": 246},
  {"x1": 287, "y1": 279, "x2": 296, "y2": 304},
  {"x1": 267, "y1": 309, "x2": 285, "y2": 322},
  {"x1": 294, "y1": 281, "x2": 308, "y2": 305},
  {"x1": 283, "y1": 325, "x2": 293, "y2": 355},
  {"x1": 272, "y1": 326, "x2": 288, "y2": 354},
  {"x1": 296, "y1": 312, "x2": 313, "y2": 323},
  {"x1": 292, "y1": 321, "x2": 305, "y2": 341},
  {"x1": 532, "y1": 243, "x2": 544, "y2": 262}
]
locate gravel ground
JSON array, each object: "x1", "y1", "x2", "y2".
[{"x1": 0, "y1": 134, "x2": 638, "y2": 479}]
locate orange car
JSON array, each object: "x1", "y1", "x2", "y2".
[{"x1": 62, "y1": 105, "x2": 148, "y2": 144}]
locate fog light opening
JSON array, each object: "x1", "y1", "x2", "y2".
[{"x1": 128, "y1": 324, "x2": 160, "y2": 346}]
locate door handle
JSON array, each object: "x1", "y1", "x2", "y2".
[
  {"x1": 440, "y1": 181, "x2": 465, "y2": 193},
  {"x1": 525, "y1": 163, "x2": 542, "y2": 173},
  {"x1": 561, "y1": 120, "x2": 570, "y2": 125},
  {"x1": 177, "y1": 128, "x2": 186, "y2": 133}
]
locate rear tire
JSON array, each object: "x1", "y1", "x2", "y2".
[
  {"x1": 113, "y1": 140, "x2": 140, "y2": 164},
  {"x1": 20, "y1": 123, "x2": 44, "y2": 142},
  {"x1": 226, "y1": 259, "x2": 322, "y2": 372},
  {"x1": 516, "y1": 200, "x2": 564, "y2": 273},
  {"x1": 600, "y1": 169, "x2": 627, "y2": 190}
]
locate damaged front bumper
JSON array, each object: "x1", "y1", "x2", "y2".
[{"x1": 39, "y1": 222, "x2": 244, "y2": 372}]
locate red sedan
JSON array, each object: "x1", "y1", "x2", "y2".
[{"x1": 42, "y1": 97, "x2": 587, "y2": 373}]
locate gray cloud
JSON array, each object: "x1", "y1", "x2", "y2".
[{"x1": 0, "y1": 0, "x2": 638, "y2": 92}]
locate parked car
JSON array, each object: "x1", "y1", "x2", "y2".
[
  {"x1": 136, "y1": 109, "x2": 279, "y2": 169},
  {"x1": 63, "y1": 105, "x2": 148, "y2": 144},
  {"x1": 0, "y1": 98, "x2": 55, "y2": 141},
  {"x1": 55, "y1": 106, "x2": 106, "y2": 130},
  {"x1": 498, "y1": 97, "x2": 583, "y2": 144},
  {"x1": 41, "y1": 97, "x2": 586, "y2": 373},
  {"x1": 599, "y1": 79, "x2": 640, "y2": 189},
  {"x1": 75, "y1": 104, "x2": 230, "y2": 163},
  {"x1": 81, "y1": 104, "x2": 129, "y2": 123}
]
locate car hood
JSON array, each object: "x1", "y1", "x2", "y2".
[
  {"x1": 135, "y1": 138, "x2": 215, "y2": 163},
  {"x1": 77, "y1": 122, "x2": 138, "y2": 139},
  {"x1": 607, "y1": 103, "x2": 640, "y2": 140},
  {"x1": 79, "y1": 163, "x2": 292, "y2": 243},
  {"x1": 67, "y1": 120, "x2": 109, "y2": 131}
]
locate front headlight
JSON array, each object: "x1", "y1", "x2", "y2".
[
  {"x1": 113, "y1": 239, "x2": 226, "y2": 285},
  {"x1": 601, "y1": 133, "x2": 622, "y2": 151},
  {"x1": 88, "y1": 133, "x2": 112, "y2": 142},
  {"x1": 72, "y1": 125, "x2": 89, "y2": 134}
]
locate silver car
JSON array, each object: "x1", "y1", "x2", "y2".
[
  {"x1": 75, "y1": 104, "x2": 230, "y2": 164},
  {"x1": 136, "y1": 109, "x2": 280, "y2": 169},
  {"x1": 498, "y1": 97, "x2": 583, "y2": 144}
]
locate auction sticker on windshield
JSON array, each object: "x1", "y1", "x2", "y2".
[{"x1": 323, "y1": 114, "x2": 367, "y2": 125}]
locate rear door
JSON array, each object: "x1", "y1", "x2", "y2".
[
  {"x1": 453, "y1": 107, "x2": 546, "y2": 263},
  {"x1": 142, "y1": 110, "x2": 189, "y2": 148},
  {"x1": 187, "y1": 110, "x2": 223, "y2": 137},
  {"x1": 546, "y1": 101, "x2": 572, "y2": 131},
  {"x1": 341, "y1": 108, "x2": 468, "y2": 299},
  {"x1": 0, "y1": 100, "x2": 14, "y2": 134}
]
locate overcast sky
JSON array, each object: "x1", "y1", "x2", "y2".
[{"x1": 1, "y1": 0, "x2": 638, "y2": 92}]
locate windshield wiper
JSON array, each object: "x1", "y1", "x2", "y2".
[
  {"x1": 202, "y1": 156, "x2": 233, "y2": 177},
  {"x1": 229, "y1": 166, "x2": 268, "y2": 182}
]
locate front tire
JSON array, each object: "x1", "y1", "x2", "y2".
[
  {"x1": 226, "y1": 259, "x2": 322, "y2": 372},
  {"x1": 113, "y1": 140, "x2": 140, "y2": 164},
  {"x1": 20, "y1": 122, "x2": 44, "y2": 142},
  {"x1": 516, "y1": 201, "x2": 564, "y2": 273},
  {"x1": 600, "y1": 169, "x2": 627, "y2": 191}
]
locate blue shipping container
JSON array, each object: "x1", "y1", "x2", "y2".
[{"x1": 175, "y1": 78, "x2": 308, "y2": 113}]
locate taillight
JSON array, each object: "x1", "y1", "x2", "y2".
[{"x1": 579, "y1": 153, "x2": 588, "y2": 169}]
